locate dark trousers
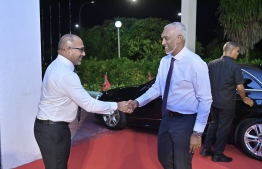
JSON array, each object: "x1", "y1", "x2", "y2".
[
  {"x1": 34, "y1": 119, "x2": 71, "y2": 169},
  {"x1": 158, "y1": 114, "x2": 196, "y2": 169},
  {"x1": 203, "y1": 106, "x2": 235, "y2": 155}
]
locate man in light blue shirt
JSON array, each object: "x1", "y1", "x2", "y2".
[{"x1": 128, "y1": 22, "x2": 212, "y2": 169}]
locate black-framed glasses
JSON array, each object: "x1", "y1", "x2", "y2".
[{"x1": 68, "y1": 47, "x2": 85, "y2": 53}]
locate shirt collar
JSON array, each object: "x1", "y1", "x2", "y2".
[
  {"x1": 172, "y1": 46, "x2": 187, "y2": 60},
  {"x1": 57, "y1": 54, "x2": 75, "y2": 71},
  {"x1": 222, "y1": 55, "x2": 233, "y2": 60}
]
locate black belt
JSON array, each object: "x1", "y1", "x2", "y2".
[
  {"x1": 35, "y1": 118, "x2": 69, "y2": 125},
  {"x1": 166, "y1": 110, "x2": 196, "y2": 117}
]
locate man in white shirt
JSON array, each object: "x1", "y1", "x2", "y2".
[
  {"x1": 128, "y1": 22, "x2": 212, "y2": 169},
  {"x1": 34, "y1": 34, "x2": 132, "y2": 169}
]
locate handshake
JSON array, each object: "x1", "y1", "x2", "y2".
[{"x1": 117, "y1": 100, "x2": 139, "y2": 114}]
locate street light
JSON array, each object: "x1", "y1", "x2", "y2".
[
  {"x1": 79, "y1": 1, "x2": 95, "y2": 30},
  {"x1": 115, "y1": 21, "x2": 122, "y2": 58}
]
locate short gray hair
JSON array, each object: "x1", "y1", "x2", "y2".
[{"x1": 165, "y1": 22, "x2": 187, "y2": 42}]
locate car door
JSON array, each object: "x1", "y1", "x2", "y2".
[
  {"x1": 128, "y1": 80, "x2": 162, "y2": 125},
  {"x1": 235, "y1": 68, "x2": 262, "y2": 122}
]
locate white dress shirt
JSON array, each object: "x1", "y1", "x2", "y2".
[
  {"x1": 37, "y1": 54, "x2": 117, "y2": 122},
  {"x1": 136, "y1": 47, "x2": 212, "y2": 132}
]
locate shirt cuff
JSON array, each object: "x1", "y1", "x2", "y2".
[
  {"x1": 193, "y1": 123, "x2": 206, "y2": 133},
  {"x1": 111, "y1": 102, "x2": 118, "y2": 111}
]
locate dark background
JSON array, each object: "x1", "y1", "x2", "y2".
[{"x1": 40, "y1": 0, "x2": 220, "y2": 64}]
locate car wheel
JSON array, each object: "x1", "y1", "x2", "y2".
[
  {"x1": 101, "y1": 110, "x2": 127, "y2": 130},
  {"x1": 238, "y1": 119, "x2": 262, "y2": 161}
]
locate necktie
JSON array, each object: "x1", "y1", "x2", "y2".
[
  {"x1": 161, "y1": 57, "x2": 175, "y2": 116},
  {"x1": 74, "y1": 69, "x2": 82, "y2": 122}
]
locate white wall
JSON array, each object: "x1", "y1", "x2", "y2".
[
  {"x1": 181, "y1": 0, "x2": 197, "y2": 52},
  {"x1": 0, "y1": 0, "x2": 42, "y2": 168}
]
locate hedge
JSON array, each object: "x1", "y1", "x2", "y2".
[{"x1": 77, "y1": 57, "x2": 262, "y2": 91}]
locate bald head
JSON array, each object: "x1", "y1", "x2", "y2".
[
  {"x1": 57, "y1": 34, "x2": 85, "y2": 65},
  {"x1": 58, "y1": 34, "x2": 81, "y2": 51},
  {"x1": 223, "y1": 42, "x2": 240, "y2": 59},
  {"x1": 223, "y1": 42, "x2": 239, "y2": 53}
]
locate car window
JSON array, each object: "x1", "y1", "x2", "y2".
[{"x1": 242, "y1": 71, "x2": 262, "y2": 89}]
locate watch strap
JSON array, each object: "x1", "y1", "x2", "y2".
[{"x1": 193, "y1": 131, "x2": 203, "y2": 137}]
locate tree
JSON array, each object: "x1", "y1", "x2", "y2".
[
  {"x1": 81, "y1": 17, "x2": 205, "y2": 60},
  {"x1": 80, "y1": 18, "x2": 169, "y2": 60},
  {"x1": 217, "y1": 0, "x2": 262, "y2": 60}
]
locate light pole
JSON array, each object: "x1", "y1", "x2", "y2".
[
  {"x1": 115, "y1": 21, "x2": 122, "y2": 58},
  {"x1": 79, "y1": 1, "x2": 95, "y2": 30}
]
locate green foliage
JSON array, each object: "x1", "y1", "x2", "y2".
[
  {"x1": 204, "y1": 26, "x2": 227, "y2": 59},
  {"x1": 80, "y1": 17, "x2": 209, "y2": 61},
  {"x1": 77, "y1": 57, "x2": 160, "y2": 91},
  {"x1": 80, "y1": 17, "x2": 170, "y2": 60},
  {"x1": 248, "y1": 58, "x2": 262, "y2": 64},
  {"x1": 236, "y1": 58, "x2": 262, "y2": 64},
  {"x1": 218, "y1": 0, "x2": 262, "y2": 57},
  {"x1": 78, "y1": 57, "x2": 262, "y2": 91},
  {"x1": 75, "y1": 16, "x2": 262, "y2": 91},
  {"x1": 249, "y1": 42, "x2": 262, "y2": 60},
  {"x1": 195, "y1": 39, "x2": 205, "y2": 57},
  {"x1": 206, "y1": 38, "x2": 225, "y2": 59},
  {"x1": 120, "y1": 18, "x2": 169, "y2": 60},
  {"x1": 80, "y1": 23, "x2": 117, "y2": 59}
]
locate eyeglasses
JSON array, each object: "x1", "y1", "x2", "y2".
[{"x1": 68, "y1": 47, "x2": 85, "y2": 53}]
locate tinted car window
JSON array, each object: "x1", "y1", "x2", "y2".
[{"x1": 242, "y1": 71, "x2": 262, "y2": 89}]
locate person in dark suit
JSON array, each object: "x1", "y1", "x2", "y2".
[
  {"x1": 128, "y1": 22, "x2": 212, "y2": 169},
  {"x1": 201, "y1": 42, "x2": 254, "y2": 162}
]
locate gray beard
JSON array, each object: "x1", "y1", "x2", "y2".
[{"x1": 166, "y1": 44, "x2": 177, "y2": 55}]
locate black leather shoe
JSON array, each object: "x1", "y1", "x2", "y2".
[
  {"x1": 212, "y1": 154, "x2": 232, "y2": 162},
  {"x1": 201, "y1": 149, "x2": 213, "y2": 156}
]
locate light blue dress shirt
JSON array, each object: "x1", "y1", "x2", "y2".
[{"x1": 136, "y1": 47, "x2": 212, "y2": 132}]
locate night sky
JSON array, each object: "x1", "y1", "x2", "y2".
[{"x1": 40, "y1": 0, "x2": 220, "y2": 62}]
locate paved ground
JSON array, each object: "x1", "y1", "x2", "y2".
[
  {"x1": 69, "y1": 91, "x2": 118, "y2": 146},
  {"x1": 69, "y1": 110, "x2": 117, "y2": 146},
  {"x1": 0, "y1": 91, "x2": 109, "y2": 169}
]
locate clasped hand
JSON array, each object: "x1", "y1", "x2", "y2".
[{"x1": 117, "y1": 100, "x2": 139, "y2": 114}]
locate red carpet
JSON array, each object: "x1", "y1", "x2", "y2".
[{"x1": 16, "y1": 128, "x2": 262, "y2": 169}]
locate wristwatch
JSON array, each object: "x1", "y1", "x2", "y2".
[{"x1": 193, "y1": 131, "x2": 203, "y2": 137}]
